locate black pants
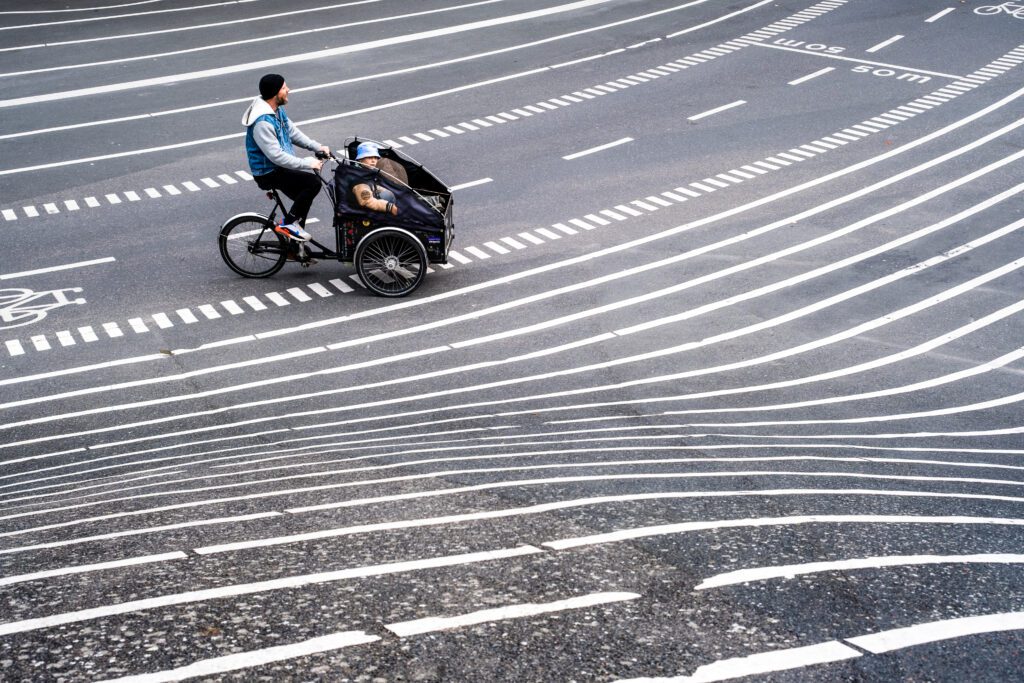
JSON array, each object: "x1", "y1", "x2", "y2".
[{"x1": 254, "y1": 168, "x2": 321, "y2": 227}]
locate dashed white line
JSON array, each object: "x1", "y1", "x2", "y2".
[
  {"x1": 619, "y1": 642, "x2": 862, "y2": 682},
  {"x1": 562, "y1": 137, "x2": 634, "y2": 160},
  {"x1": 483, "y1": 241, "x2": 509, "y2": 255},
  {"x1": 688, "y1": 100, "x2": 746, "y2": 121},
  {"x1": 0, "y1": 546, "x2": 543, "y2": 637},
  {"x1": 0, "y1": 552, "x2": 187, "y2": 589},
  {"x1": 789, "y1": 67, "x2": 836, "y2": 85},
  {"x1": 449, "y1": 177, "x2": 492, "y2": 191},
  {"x1": 500, "y1": 236, "x2": 527, "y2": 250},
  {"x1": 175, "y1": 308, "x2": 198, "y2": 324},
  {"x1": 464, "y1": 246, "x2": 492, "y2": 260},
  {"x1": 867, "y1": 34, "x2": 904, "y2": 53},
  {"x1": 220, "y1": 300, "x2": 245, "y2": 315},
  {"x1": 328, "y1": 278, "x2": 354, "y2": 294},
  {"x1": 197, "y1": 304, "x2": 221, "y2": 320},
  {"x1": 696, "y1": 553, "x2": 1024, "y2": 589},
  {"x1": 308, "y1": 283, "x2": 333, "y2": 298},
  {"x1": 847, "y1": 612, "x2": 1024, "y2": 654},
  {"x1": 386, "y1": 592, "x2": 640, "y2": 637},
  {"x1": 0, "y1": 257, "x2": 114, "y2": 281},
  {"x1": 265, "y1": 292, "x2": 290, "y2": 307}
]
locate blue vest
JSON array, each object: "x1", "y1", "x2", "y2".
[{"x1": 245, "y1": 108, "x2": 295, "y2": 177}]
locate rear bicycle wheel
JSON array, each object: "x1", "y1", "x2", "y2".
[
  {"x1": 219, "y1": 214, "x2": 288, "y2": 278},
  {"x1": 355, "y1": 228, "x2": 427, "y2": 297}
]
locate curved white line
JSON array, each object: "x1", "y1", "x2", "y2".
[
  {"x1": 626, "y1": 612, "x2": 1024, "y2": 681},
  {"x1": 9, "y1": 166, "x2": 1019, "y2": 423},
  {"x1": 662, "y1": 346, "x2": 1024, "y2": 417},
  {"x1": 0, "y1": 546, "x2": 541, "y2": 637},
  {"x1": 4, "y1": 188, "x2": 1022, "y2": 455},
  {"x1": 544, "y1": 514, "x2": 1024, "y2": 551},
  {"x1": 0, "y1": 1, "x2": 488, "y2": 72},
  {"x1": 847, "y1": 611, "x2": 1024, "y2": 654},
  {"x1": 0, "y1": 0, "x2": 769, "y2": 145},
  {"x1": 7, "y1": 467, "x2": 1024, "y2": 536},
  {"x1": 5, "y1": 0, "x2": 679, "y2": 107},
  {"x1": 2, "y1": 79, "x2": 1020, "y2": 395},
  {"x1": 6, "y1": 443, "x2": 1023, "y2": 507},
  {"x1": 687, "y1": 388, "x2": 1024, "y2": 427},
  {"x1": 0, "y1": 0, "x2": 165, "y2": 17},
  {"x1": 696, "y1": 553, "x2": 1024, "y2": 589},
  {"x1": 3, "y1": 488, "x2": 1018, "y2": 553}
]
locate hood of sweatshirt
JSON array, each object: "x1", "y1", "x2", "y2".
[{"x1": 241, "y1": 97, "x2": 275, "y2": 127}]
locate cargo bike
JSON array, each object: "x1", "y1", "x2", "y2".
[{"x1": 219, "y1": 138, "x2": 454, "y2": 297}]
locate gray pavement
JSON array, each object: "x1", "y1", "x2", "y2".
[{"x1": 1, "y1": 0, "x2": 1024, "y2": 681}]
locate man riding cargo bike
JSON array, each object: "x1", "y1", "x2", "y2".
[{"x1": 221, "y1": 74, "x2": 454, "y2": 297}]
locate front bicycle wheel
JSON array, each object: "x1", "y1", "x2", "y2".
[
  {"x1": 219, "y1": 214, "x2": 287, "y2": 278},
  {"x1": 354, "y1": 228, "x2": 427, "y2": 297}
]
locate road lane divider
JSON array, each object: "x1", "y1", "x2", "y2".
[
  {"x1": 0, "y1": 545, "x2": 542, "y2": 636},
  {"x1": 696, "y1": 553, "x2": 1024, "y2": 590}
]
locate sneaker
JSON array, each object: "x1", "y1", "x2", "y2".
[{"x1": 274, "y1": 222, "x2": 311, "y2": 242}]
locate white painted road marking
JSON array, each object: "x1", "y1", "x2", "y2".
[
  {"x1": 866, "y1": 34, "x2": 904, "y2": 53},
  {"x1": 696, "y1": 553, "x2": 1024, "y2": 589},
  {"x1": 753, "y1": 42, "x2": 962, "y2": 79},
  {"x1": 99, "y1": 631, "x2": 380, "y2": 683},
  {"x1": 788, "y1": 67, "x2": 834, "y2": 85},
  {"x1": 450, "y1": 177, "x2": 493, "y2": 191},
  {"x1": 0, "y1": 546, "x2": 542, "y2": 636},
  {"x1": 847, "y1": 611, "x2": 1024, "y2": 654},
  {"x1": 0, "y1": 552, "x2": 187, "y2": 588},
  {"x1": 0, "y1": 257, "x2": 114, "y2": 281},
  {"x1": 617, "y1": 641, "x2": 862, "y2": 682},
  {"x1": 386, "y1": 592, "x2": 640, "y2": 637},
  {"x1": 5, "y1": 0, "x2": 620, "y2": 108},
  {"x1": 563, "y1": 137, "x2": 634, "y2": 160},
  {"x1": 688, "y1": 100, "x2": 745, "y2": 121},
  {"x1": 926, "y1": 8, "x2": 956, "y2": 23},
  {"x1": 99, "y1": 592, "x2": 637, "y2": 682},
  {"x1": 543, "y1": 514, "x2": 1024, "y2": 551}
]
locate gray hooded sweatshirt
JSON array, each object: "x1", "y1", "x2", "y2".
[{"x1": 241, "y1": 97, "x2": 322, "y2": 172}]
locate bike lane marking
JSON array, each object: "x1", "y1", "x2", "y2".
[
  {"x1": 1, "y1": 0, "x2": 839, "y2": 224},
  {"x1": 0, "y1": 46, "x2": 1020, "y2": 371},
  {"x1": 5, "y1": 37, "x2": 1018, "y2": 361},
  {"x1": 2, "y1": 37, "x2": 1015, "y2": 378},
  {"x1": 0, "y1": 0, "x2": 793, "y2": 180}
]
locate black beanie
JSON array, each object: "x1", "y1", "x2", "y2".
[{"x1": 259, "y1": 74, "x2": 285, "y2": 100}]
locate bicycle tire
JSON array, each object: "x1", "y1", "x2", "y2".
[
  {"x1": 219, "y1": 214, "x2": 288, "y2": 278},
  {"x1": 354, "y1": 228, "x2": 427, "y2": 297}
]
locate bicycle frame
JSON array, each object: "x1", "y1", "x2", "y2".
[{"x1": 265, "y1": 188, "x2": 341, "y2": 261}]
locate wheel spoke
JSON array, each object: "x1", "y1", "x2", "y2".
[
  {"x1": 356, "y1": 230, "x2": 426, "y2": 296},
  {"x1": 220, "y1": 218, "x2": 286, "y2": 278}
]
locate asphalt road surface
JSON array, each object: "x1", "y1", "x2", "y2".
[{"x1": 2, "y1": 1, "x2": 1024, "y2": 681}]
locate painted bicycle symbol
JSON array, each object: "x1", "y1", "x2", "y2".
[
  {"x1": 0, "y1": 287, "x2": 86, "y2": 329},
  {"x1": 975, "y1": 2, "x2": 1024, "y2": 17}
]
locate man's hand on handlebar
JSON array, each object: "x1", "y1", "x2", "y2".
[{"x1": 313, "y1": 147, "x2": 332, "y2": 171}]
